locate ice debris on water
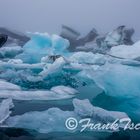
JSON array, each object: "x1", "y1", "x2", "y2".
[
  {"x1": 0, "y1": 27, "x2": 140, "y2": 133},
  {"x1": 5, "y1": 98, "x2": 129, "y2": 133}
]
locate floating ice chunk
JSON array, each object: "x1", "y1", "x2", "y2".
[
  {"x1": 6, "y1": 108, "x2": 73, "y2": 133},
  {"x1": 5, "y1": 99, "x2": 129, "y2": 133},
  {"x1": 73, "y1": 99, "x2": 128, "y2": 122},
  {"x1": 69, "y1": 52, "x2": 106, "y2": 65},
  {"x1": 0, "y1": 61, "x2": 44, "y2": 71},
  {"x1": 90, "y1": 63, "x2": 140, "y2": 98},
  {"x1": 109, "y1": 40, "x2": 140, "y2": 59},
  {"x1": 0, "y1": 46, "x2": 23, "y2": 58},
  {"x1": 0, "y1": 86, "x2": 77, "y2": 101},
  {"x1": 0, "y1": 99, "x2": 14, "y2": 124},
  {"x1": 8, "y1": 59, "x2": 23, "y2": 64},
  {"x1": 83, "y1": 63, "x2": 140, "y2": 121},
  {"x1": 16, "y1": 33, "x2": 69, "y2": 63},
  {"x1": 0, "y1": 80, "x2": 21, "y2": 90},
  {"x1": 73, "y1": 98, "x2": 93, "y2": 117},
  {"x1": 51, "y1": 85, "x2": 78, "y2": 95},
  {"x1": 39, "y1": 57, "x2": 66, "y2": 78}
]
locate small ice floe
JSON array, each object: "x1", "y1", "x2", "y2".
[
  {"x1": 7, "y1": 59, "x2": 23, "y2": 64},
  {"x1": 0, "y1": 99, "x2": 14, "y2": 124},
  {"x1": 0, "y1": 46, "x2": 23, "y2": 58},
  {"x1": 0, "y1": 80, "x2": 21, "y2": 90},
  {"x1": 51, "y1": 85, "x2": 78, "y2": 95},
  {"x1": 0, "y1": 86, "x2": 78, "y2": 101},
  {"x1": 73, "y1": 99, "x2": 128, "y2": 122}
]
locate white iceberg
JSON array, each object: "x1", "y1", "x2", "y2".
[
  {"x1": 73, "y1": 99, "x2": 128, "y2": 122},
  {"x1": 7, "y1": 59, "x2": 23, "y2": 64},
  {"x1": 69, "y1": 52, "x2": 106, "y2": 65},
  {"x1": 0, "y1": 80, "x2": 21, "y2": 90},
  {"x1": 0, "y1": 86, "x2": 78, "y2": 101},
  {"x1": 109, "y1": 40, "x2": 140, "y2": 59}
]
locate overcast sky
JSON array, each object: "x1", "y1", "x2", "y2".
[{"x1": 0, "y1": 0, "x2": 139, "y2": 40}]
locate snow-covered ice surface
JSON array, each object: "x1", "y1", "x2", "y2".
[{"x1": 0, "y1": 32, "x2": 140, "y2": 139}]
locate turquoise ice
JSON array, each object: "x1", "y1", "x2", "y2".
[{"x1": 16, "y1": 33, "x2": 70, "y2": 63}]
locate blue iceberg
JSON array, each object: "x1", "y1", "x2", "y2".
[{"x1": 16, "y1": 33, "x2": 70, "y2": 63}]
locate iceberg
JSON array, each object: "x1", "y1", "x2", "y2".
[
  {"x1": 16, "y1": 33, "x2": 69, "y2": 63},
  {"x1": 0, "y1": 99, "x2": 14, "y2": 124},
  {"x1": 97, "y1": 26, "x2": 134, "y2": 49},
  {"x1": 69, "y1": 52, "x2": 106, "y2": 65},
  {"x1": 5, "y1": 99, "x2": 129, "y2": 133},
  {"x1": 0, "y1": 60, "x2": 44, "y2": 71},
  {"x1": 0, "y1": 80, "x2": 21, "y2": 90},
  {"x1": 61, "y1": 25, "x2": 134, "y2": 53},
  {"x1": 86, "y1": 63, "x2": 140, "y2": 98},
  {"x1": 0, "y1": 86, "x2": 78, "y2": 101},
  {"x1": 39, "y1": 57, "x2": 67, "y2": 78},
  {"x1": 0, "y1": 46, "x2": 23, "y2": 58},
  {"x1": 0, "y1": 61, "x2": 83, "y2": 89},
  {"x1": 109, "y1": 40, "x2": 140, "y2": 59},
  {"x1": 73, "y1": 99, "x2": 128, "y2": 122},
  {"x1": 60, "y1": 25, "x2": 98, "y2": 51},
  {"x1": 83, "y1": 63, "x2": 140, "y2": 121}
]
